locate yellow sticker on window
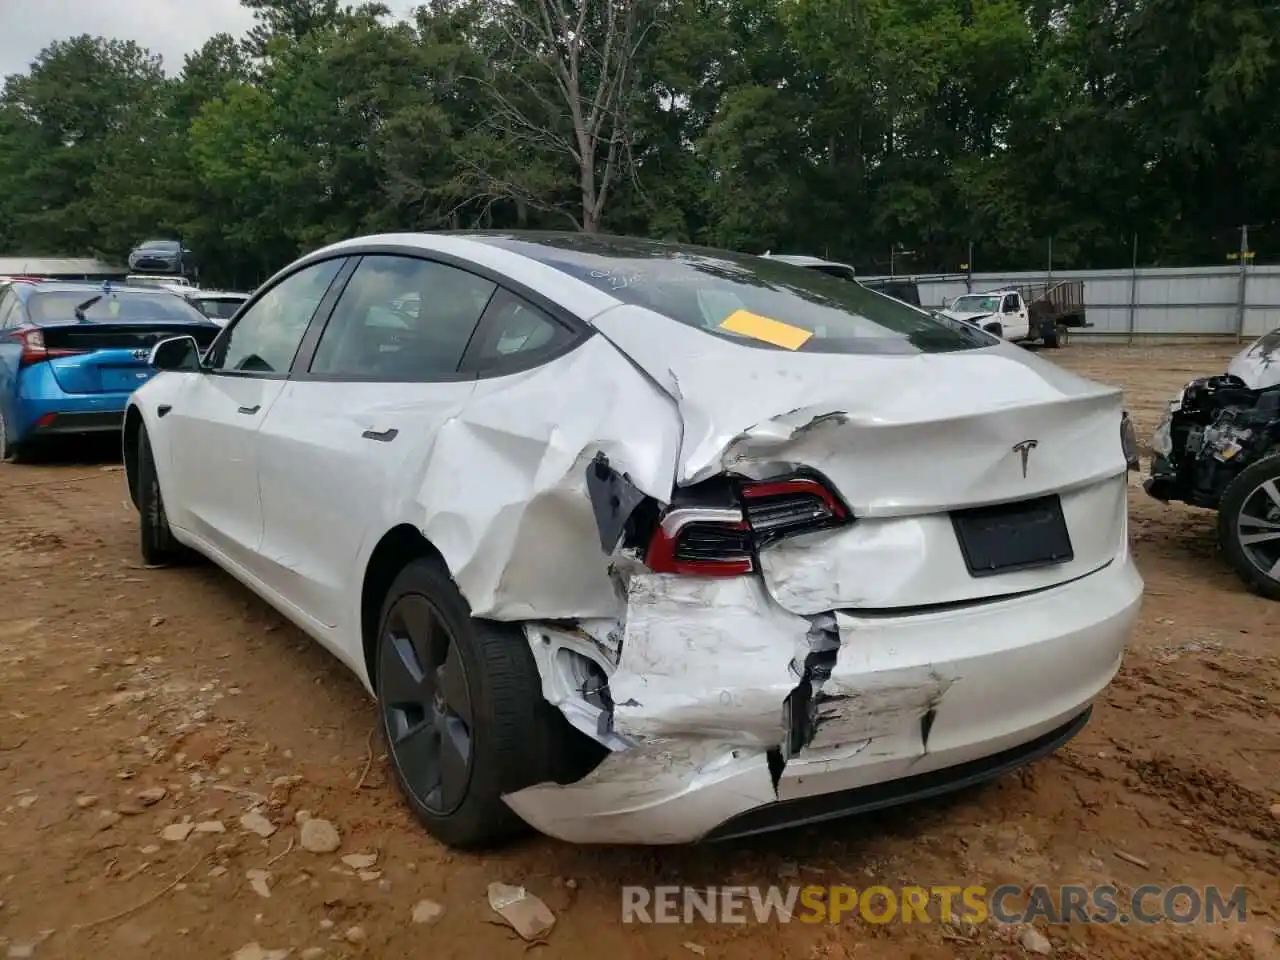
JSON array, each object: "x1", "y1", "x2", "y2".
[{"x1": 719, "y1": 309, "x2": 813, "y2": 350}]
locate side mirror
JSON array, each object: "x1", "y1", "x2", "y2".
[{"x1": 150, "y1": 335, "x2": 202, "y2": 372}]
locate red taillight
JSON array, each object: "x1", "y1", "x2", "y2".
[
  {"x1": 12, "y1": 327, "x2": 88, "y2": 367},
  {"x1": 644, "y1": 508, "x2": 755, "y2": 576},
  {"x1": 644, "y1": 474, "x2": 849, "y2": 577},
  {"x1": 741, "y1": 477, "x2": 848, "y2": 532}
]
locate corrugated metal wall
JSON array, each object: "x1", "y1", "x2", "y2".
[{"x1": 861, "y1": 265, "x2": 1280, "y2": 339}]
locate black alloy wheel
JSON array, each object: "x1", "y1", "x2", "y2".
[
  {"x1": 373, "y1": 556, "x2": 610, "y2": 848},
  {"x1": 377, "y1": 592, "x2": 476, "y2": 817}
]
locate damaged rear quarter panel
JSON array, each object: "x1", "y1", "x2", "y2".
[
  {"x1": 608, "y1": 573, "x2": 810, "y2": 746},
  {"x1": 411, "y1": 334, "x2": 682, "y2": 619}
]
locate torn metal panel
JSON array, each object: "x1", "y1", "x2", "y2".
[
  {"x1": 412, "y1": 335, "x2": 682, "y2": 620},
  {"x1": 591, "y1": 306, "x2": 1129, "y2": 512},
  {"x1": 609, "y1": 573, "x2": 809, "y2": 747},
  {"x1": 1227, "y1": 328, "x2": 1280, "y2": 389},
  {"x1": 502, "y1": 739, "x2": 776, "y2": 844},
  {"x1": 808, "y1": 671, "x2": 954, "y2": 751},
  {"x1": 585, "y1": 453, "x2": 652, "y2": 553},
  {"x1": 568, "y1": 617, "x2": 625, "y2": 661},
  {"x1": 524, "y1": 623, "x2": 632, "y2": 751}
]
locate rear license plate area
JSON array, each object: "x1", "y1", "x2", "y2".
[
  {"x1": 102, "y1": 367, "x2": 154, "y2": 392},
  {"x1": 951, "y1": 494, "x2": 1073, "y2": 577}
]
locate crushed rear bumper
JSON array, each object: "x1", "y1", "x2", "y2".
[{"x1": 503, "y1": 554, "x2": 1141, "y2": 844}]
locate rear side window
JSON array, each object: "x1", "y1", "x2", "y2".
[
  {"x1": 309, "y1": 255, "x2": 496, "y2": 379},
  {"x1": 472, "y1": 235, "x2": 991, "y2": 354},
  {"x1": 27, "y1": 290, "x2": 208, "y2": 325}
]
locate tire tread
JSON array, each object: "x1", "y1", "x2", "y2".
[{"x1": 137, "y1": 425, "x2": 188, "y2": 566}]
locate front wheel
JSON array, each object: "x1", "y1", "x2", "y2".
[
  {"x1": 374, "y1": 556, "x2": 590, "y2": 848},
  {"x1": 1218, "y1": 455, "x2": 1280, "y2": 601}
]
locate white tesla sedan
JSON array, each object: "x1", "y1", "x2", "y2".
[{"x1": 122, "y1": 232, "x2": 1144, "y2": 848}]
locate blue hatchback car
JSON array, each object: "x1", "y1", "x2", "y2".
[{"x1": 0, "y1": 279, "x2": 221, "y2": 462}]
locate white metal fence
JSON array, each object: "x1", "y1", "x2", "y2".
[{"x1": 863, "y1": 264, "x2": 1280, "y2": 340}]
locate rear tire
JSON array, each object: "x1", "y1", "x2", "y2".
[
  {"x1": 375, "y1": 555, "x2": 598, "y2": 848},
  {"x1": 137, "y1": 424, "x2": 189, "y2": 566},
  {"x1": 0, "y1": 410, "x2": 25, "y2": 464},
  {"x1": 1218, "y1": 455, "x2": 1280, "y2": 601}
]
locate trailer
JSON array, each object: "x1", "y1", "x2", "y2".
[{"x1": 1021, "y1": 279, "x2": 1088, "y2": 343}]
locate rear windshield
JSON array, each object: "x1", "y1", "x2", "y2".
[
  {"x1": 193, "y1": 297, "x2": 245, "y2": 320},
  {"x1": 138, "y1": 239, "x2": 180, "y2": 250},
  {"x1": 28, "y1": 290, "x2": 208, "y2": 325},
  {"x1": 469, "y1": 234, "x2": 992, "y2": 354}
]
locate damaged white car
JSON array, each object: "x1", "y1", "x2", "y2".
[{"x1": 121, "y1": 232, "x2": 1144, "y2": 847}]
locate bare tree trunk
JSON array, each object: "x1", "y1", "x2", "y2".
[{"x1": 473, "y1": 0, "x2": 652, "y2": 233}]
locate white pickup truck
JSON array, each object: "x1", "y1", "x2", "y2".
[
  {"x1": 940, "y1": 290, "x2": 1036, "y2": 339},
  {"x1": 939, "y1": 282, "x2": 1086, "y2": 348}
]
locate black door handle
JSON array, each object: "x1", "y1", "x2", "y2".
[
  {"x1": 361, "y1": 428, "x2": 398, "y2": 442},
  {"x1": 157, "y1": 404, "x2": 172, "y2": 418},
  {"x1": 237, "y1": 405, "x2": 260, "y2": 415}
]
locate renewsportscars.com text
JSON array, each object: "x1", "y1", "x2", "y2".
[{"x1": 621, "y1": 884, "x2": 1247, "y2": 926}]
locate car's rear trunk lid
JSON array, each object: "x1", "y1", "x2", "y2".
[
  {"x1": 592, "y1": 305, "x2": 1130, "y2": 609},
  {"x1": 41, "y1": 322, "x2": 219, "y2": 394}
]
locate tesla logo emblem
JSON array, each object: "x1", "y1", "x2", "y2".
[
  {"x1": 1012, "y1": 440, "x2": 1039, "y2": 478},
  {"x1": 132, "y1": 348, "x2": 150, "y2": 360}
]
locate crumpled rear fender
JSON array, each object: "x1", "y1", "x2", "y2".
[{"x1": 408, "y1": 334, "x2": 681, "y2": 620}]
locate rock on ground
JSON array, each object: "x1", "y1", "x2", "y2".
[
  {"x1": 231, "y1": 945, "x2": 290, "y2": 960},
  {"x1": 240, "y1": 811, "x2": 277, "y2": 838},
  {"x1": 412, "y1": 899, "x2": 445, "y2": 925},
  {"x1": 299, "y1": 818, "x2": 340, "y2": 853},
  {"x1": 161, "y1": 822, "x2": 195, "y2": 842}
]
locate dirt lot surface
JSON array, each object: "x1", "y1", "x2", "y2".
[{"x1": 1, "y1": 343, "x2": 1277, "y2": 960}]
